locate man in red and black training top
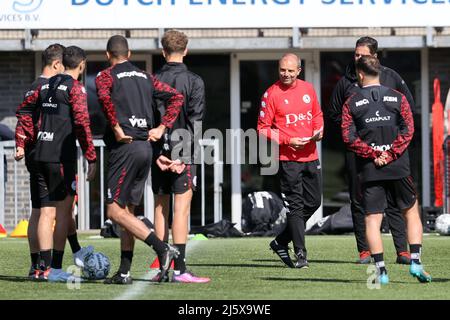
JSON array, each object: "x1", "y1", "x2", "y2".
[
  {"x1": 328, "y1": 37, "x2": 411, "y2": 265},
  {"x1": 257, "y1": 53, "x2": 324, "y2": 269},
  {"x1": 96, "y1": 35, "x2": 183, "y2": 285},
  {"x1": 342, "y1": 56, "x2": 431, "y2": 284},
  {"x1": 15, "y1": 44, "x2": 94, "y2": 280},
  {"x1": 20, "y1": 46, "x2": 97, "y2": 282}
]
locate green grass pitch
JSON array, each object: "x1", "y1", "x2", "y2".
[{"x1": 0, "y1": 234, "x2": 449, "y2": 300}]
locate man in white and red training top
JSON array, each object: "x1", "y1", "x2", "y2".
[{"x1": 257, "y1": 53, "x2": 324, "y2": 269}]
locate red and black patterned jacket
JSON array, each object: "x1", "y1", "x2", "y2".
[
  {"x1": 95, "y1": 60, "x2": 184, "y2": 149},
  {"x1": 341, "y1": 84, "x2": 414, "y2": 182},
  {"x1": 19, "y1": 74, "x2": 97, "y2": 163},
  {"x1": 15, "y1": 76, "x2": 48, "y2": 153}
]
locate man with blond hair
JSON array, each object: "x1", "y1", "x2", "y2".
[{"x1": 152, "y1": 30, "x2": 209, "y2": 283}]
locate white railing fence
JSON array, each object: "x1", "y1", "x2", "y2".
[{"x1": 0, "y1": 139, "x2": 223, "y2": 231}]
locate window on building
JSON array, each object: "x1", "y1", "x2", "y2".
[{"x1": 153, "y1": 54, "x2": 230, "y2": 225}]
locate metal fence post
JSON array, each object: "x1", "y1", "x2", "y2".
[
  {"x1": 144, "y1": 170, "x2": 154, "y2": 223},
  {"x1": 445, "y1": 137, "x2": 450, "y2": 214},
  {"x1": 100, "y1": 145, "x2": 104, "y2": 225},
  {"x1": 213, "y1": 139, "x2": 223, "y2": 223},
  {"x1": 13, "y1": 158, "x2": 17, "y2": 225},
  {"x1": 199, "y1": 139, "x2": 223, "y2": 225},
  {"x1": 77, "y1": 147, "x2": 86, "y2": 230},
  {"x1": 0, "y1": 142, "x2": 5, "y2": 227},
  {"x1": 200, "y1": 143, "x2": 205, "y2": 226}
]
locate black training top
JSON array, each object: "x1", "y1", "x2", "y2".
[
  {"x1": 154, "y1": 62, "x2": 205, "y2": 162},
  {"x1": 341, "y1": 84, "x2": 414, "y2": 182},
  {"x1": 15, "y1": 76, "x2": 48, "y2": 154},
  {"x1": 20, "y1": 74, "x2": 96, "y2": 163},
  {"x1": 96, "y1": 60, "x2": 184, "y2": 150},
  {"x1": 327, "y1": 62, "x2": 415, "y2": 129}
]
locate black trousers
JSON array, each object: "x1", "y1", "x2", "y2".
[
  {"x1": 345, "y1": 151, "x2": 408, "y2": 254},
  {"x1": 275, "y1": 160, "x2": 322, "y2": 255}
]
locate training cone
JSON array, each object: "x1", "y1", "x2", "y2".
[
  {"x1": 192, "y1": 234, "x2": 208, "y2": 241},
  {"x1": 150, "y1": 257, "x2": 174, "y2": 269},
  {"x1": 0, "y1": 224, "x2": 6, "y2": 238},
  {"x1": 10, "y1": 219, "x2": 28, "y2": 238}
]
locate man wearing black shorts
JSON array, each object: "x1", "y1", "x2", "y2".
[
  {"x1": 96, "y1": 35, "x2": 184, "y2": 284},
  {"x1": 342, "y1": 56, "x2": 431, "y2": 284},
  {"x1": 328, "y1": 36, "x2": 413, "y2": 264},
  {"x1": 20, "y1": 46, "x2": 97, "y2": 282},
  {"x1": 152, "y1": 30, "x2": 209, "y2": 283},
  {"x1": 15, "y1": 44, "x2": 94, "y2": 279}
]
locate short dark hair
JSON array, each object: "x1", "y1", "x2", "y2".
[
  {"x1": 161, "y1": 30, "x2": 188, "y2": 55},
  {"x1": 355, "y1": 56, "x2": 380, "y2": 77},
  {"x1": 107, "y1": 35, "x2": 129, "y2": 58},
  {"x1": 42, "y1": 43, "x2": 65, "y2": 67},
  {"x1": 63, "y1": 46, "x2": 86, "y2": 70},
  {"x1": 355, "y1": 36, "x2": 378, "y2": 55}
]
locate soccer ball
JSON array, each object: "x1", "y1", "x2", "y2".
[
  {"x1": 82, "y1": 252, "x2": 111, "y2": 280},
  {"x1": 435, "y1": 213, "x2": 450, "y2": 236}
]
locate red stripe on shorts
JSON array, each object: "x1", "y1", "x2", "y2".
[
  {"x1": 186, "y1": 165, "x2": 192, "y2": 189},
  {"x1": 114, "y1": 167, "x2": 127, "y2": 201}
]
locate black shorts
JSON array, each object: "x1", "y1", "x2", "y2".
[
  {"x1": 152, "y1": 163, "x2": 197, "y2": 195},
  {"x1": 36, "y1": 161, "x2": 76, "y2": 206},
  {"x1": 278, "y1": 160, "x2": 322, "y2": 218},
  {"x1": 107, "y1": 141, "x2": 152, "y2": 207},
  {"x1": 362, "y1": 176, "x2": 417, "y2": 215},
  {"x1": 25, "y1": 155, "x2": 43, "y2": 209}
]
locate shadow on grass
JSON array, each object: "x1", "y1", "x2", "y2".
[
  {"x1": 428, "y1": 278, "x2": 450, "y2": 283},
  {"x1": 0, "y1": 275, "x2": 30, "y2": 283},
  {"x1": 262, "y1": 277, "x2": 364, "y2": 284},
  {"x1": 261, "y1": 277, "x2": 406, "y2": 284},
  {"x1": 132, "y1": 278, "x2": 155, "y2": 283},
  {"x1": 252, "y1": 259, "x2": 355, "y2": 264},
  {"x1": 0, "y1": 274, "x2": 110, "y2": 284},
  {"x1": 188, "y1": 263, "x2": 284, "y2": 268},
  {"x1": 308, "y1": 259, "x2": 357, "y2": 265}
]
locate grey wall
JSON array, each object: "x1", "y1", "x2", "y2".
[{"x1": 0, "y1": 52, "x2": 35, "y2": 229}]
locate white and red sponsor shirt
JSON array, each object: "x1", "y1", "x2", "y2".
[{"x1": 257, "y1": 79, "x2": 323, "y2": 162}]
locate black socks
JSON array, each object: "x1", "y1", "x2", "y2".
[
  {"x1": 67, "y1": 233, "x2": 82, "y2": 254},
  {"x1": 372, "y1": 253, "x2": 387, "y2": 274},
  {"x1": 50, "y1": 250, "x2": 64, "y2": 269},
  {"x1": 410, "y1": 244, "x2": 422, "y2": 264},
  {"x1": 40, "y1": 250, "x2": 52, "y2": 270},
  {"x1": 30, "y1": 252, "x2": 40, "y2": 270},
  {"x1": 119, "y1": 251, "x2": 133, "y2": 274},
  {"x1": 144, "y1": 232, "x2": 167, "y2": 255},
  {"x1": 173, "y1": 244, "x2": 186, "y2": 274}
]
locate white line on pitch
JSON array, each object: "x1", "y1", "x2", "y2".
[{"x1": 115, "y1": 240, "x2": 202, "y2": 300}]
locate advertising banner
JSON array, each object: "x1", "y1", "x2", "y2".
[{"x1": 1, "y1": 0, "x2": 449, "y2": 29}]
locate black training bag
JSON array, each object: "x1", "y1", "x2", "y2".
[
  {"x1": 241, "y1": 191, "x2": 287, "y2": 237},
  {"x1": 189, "y1": 219, "x2": 244, "y2": 238},
  {"x1": 100, "y1": 216, "x2": 154, "y2": 238},
  {"x1": 306, "y1": 204, "x2": 353, "y2": 235}
]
